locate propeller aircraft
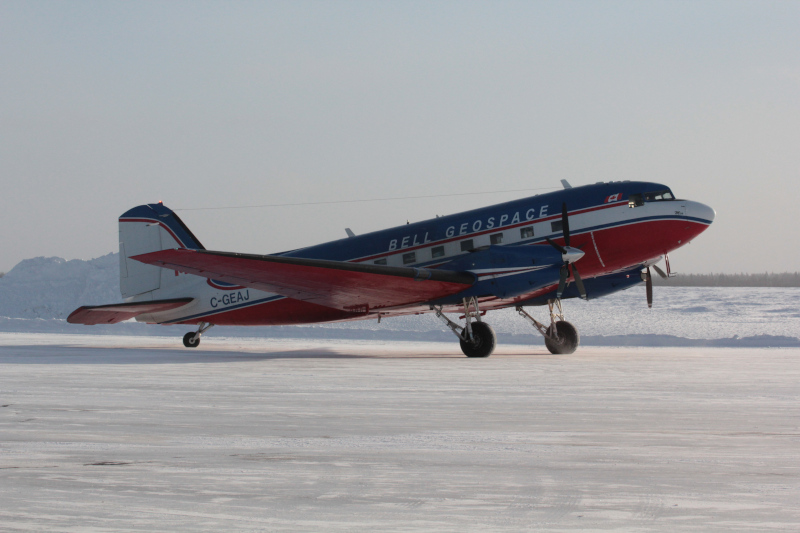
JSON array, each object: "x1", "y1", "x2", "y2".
[{"x1": 68, "y1": 180, "x2": 715, "y2": 356}]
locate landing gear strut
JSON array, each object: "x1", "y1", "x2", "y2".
[
  {"x1": 432, "y1": 297, "x2": 496, "y2": 358},
  {"x1": 516, "y1": 299, "x2": 580, "y2": 354},
  {"x1": 183, "y1": 322, "x2": 213, "y2": 348}
]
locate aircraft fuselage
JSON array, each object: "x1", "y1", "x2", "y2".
[{"x1": 133, "y1": 180, "x2": 714, "y2": 326}]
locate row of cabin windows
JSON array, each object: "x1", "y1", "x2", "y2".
[{"x1": 374, "y1": 225, "x2": 544, "y2": 266}]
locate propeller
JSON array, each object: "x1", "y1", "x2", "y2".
[
  {"x1": 652, "y1": 264, "x2": 668, "y2": 279},
  {"x1": 546, "y1": 202, "x2": 587, "y2": 300},
  {"x1": 645, "y1": 262, "x2": 668, "y2": 308}
]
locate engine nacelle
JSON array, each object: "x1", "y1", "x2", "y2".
[{"x1": 436, "y1": 245, "x2": 564, "y2": 300}]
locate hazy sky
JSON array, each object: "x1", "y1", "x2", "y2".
[{"x1": 2, "y1": 1, "x2": 798, "y2": 274}]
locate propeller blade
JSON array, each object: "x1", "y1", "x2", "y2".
[
  {"x1": 646, "y1": 267, "x2": 653, "y2": 308},
  {"x1": 551, "y1": 203, "x2": 588, "y2": 300},
  {"x1": 546, "y1": 237, "x2": 567, "y2": 254},
  {"x1": 571, "y1": 264, "x2": 587, "y2": 300},
  {"x1": 652, "y1": 264, "x2": 668, "y2": 279},
  {"x1": 557, "y1": 265, "x2": 568, "y2": 299}
]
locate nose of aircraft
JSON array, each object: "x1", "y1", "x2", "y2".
[
  {"x1": 562, "y1": 247, "x2": 585, "y2": 264},
  {"x1": 688, "y1": 201, "x2": 716, "y2": 224}
]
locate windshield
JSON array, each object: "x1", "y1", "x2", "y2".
[
  {"x1": 629, "y1": 188, "x2": 675, "y2": 208},
  {"x1": 644, "y1": 189, "x2": 674, "y2": 201}
]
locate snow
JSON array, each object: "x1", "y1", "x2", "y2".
[
  {"x1": 0, "y1": 254, "x2": 119, "y2": 319},
  {"x1": 1, "y1": 254, "x2": 798, "y2": 346},
  {"x1": 313, "y1": 286, "x2": 800, "y2": 342},
  {"x1": 1, "y1": 335, "x2": 799, "y2": 531}
]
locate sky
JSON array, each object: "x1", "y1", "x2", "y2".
[{"x1": 1, "y1": 1, "x2": 798, "y2": 274}]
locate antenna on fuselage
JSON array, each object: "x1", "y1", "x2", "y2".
[{"x1": 560, "y1": 179, "x2": 572, "y2": 189}]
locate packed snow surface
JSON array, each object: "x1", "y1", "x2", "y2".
[{"x1": 1, "y1": 335, "x2": 799, "y2": 531}]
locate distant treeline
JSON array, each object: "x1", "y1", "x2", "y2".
[{"x1": 653, "y1": 272, "x2": 800, "y2": 287}]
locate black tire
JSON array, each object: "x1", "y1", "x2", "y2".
[
  {"x1": 544, "y1": 321, "x2": 579, "y2": 355},
  {"x1": 183, "y1": 332, "x2": 200, "y2": 348},
  {"x1": 460, "y1": 322, "x2": 496, "y2": 358}
]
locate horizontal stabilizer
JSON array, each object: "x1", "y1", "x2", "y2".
[
  {"x1": 67, "y1": 298, "x2": 194, "y2": 325},
  {"x1": 132, "y1": 249, "x2": 475, "y2": 312}
]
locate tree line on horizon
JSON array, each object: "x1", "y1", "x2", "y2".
[{"x1": 653, "y1": 272, "x2": 800, "y2": 287}]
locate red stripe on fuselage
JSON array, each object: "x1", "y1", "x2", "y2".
[
  {"x1": 562, "y1": 218, "x2": 707, "y2": 275},
  {"x1": 174, "y1": 297, "x2": 360, "y2": 326}
]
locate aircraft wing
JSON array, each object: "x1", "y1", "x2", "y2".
[
  {"x1": 133, "y1": 249, "x2": 475, "y2": 312},
  {"x1": 67, "y1": 298, "x2": 194, "y2": 325}
]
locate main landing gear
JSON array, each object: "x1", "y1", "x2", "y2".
[
  {"x1": 433, "y1": 297, "x2": 580, "y2": 357},
  {"x1": 183, "y1": 322, "x2": 214, "y2": 348},
  {"x1": 432, "y1": 297, "x2": 497, "y2": 358},
  {"x1": 516, "y1": 299, "x2": 580, "y2": 355}
]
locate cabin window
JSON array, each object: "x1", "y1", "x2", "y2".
[
  {"x1": 628, "y1": 193, "x2": 644, "y2": 208},
  {"x1": 374, "y1": 258, "x2": 387, "y2": 265},
  {"x1": 551, "y1": 220, "x2": 563, "y2": 232},
  {"x1": 402, "y1": 252, "x2": 416, "y2": 264},
  {"x1": 490, "y1": 233, "x2": 503, "y2": 245},
  {"x1": 520, "y1": 226, "x2": 534, "y2": 239},
  {"x1": 460, "y1": 239, "x2": 474, "y2": 252},
  {"x1": 431, "y1": 245, "x2": 445, "y2": 258}
]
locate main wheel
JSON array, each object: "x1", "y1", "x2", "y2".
[
  {"x1": 544, "y1": 321, "x2": 579, "y2": 354},
  {"x1": 460, "y1": 322, "x2": 496, "y2": 358},
  {"x1": 183, "y1": 332, "x2": 200, "y2": 348}
]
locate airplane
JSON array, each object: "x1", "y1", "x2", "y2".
[{"x1": 68, "y1": 180, "x2": 715, "y2": 357}]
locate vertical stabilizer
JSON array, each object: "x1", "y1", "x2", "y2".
[{"x1": 118, "y1": 203, "x2": 204, "y2": 299}]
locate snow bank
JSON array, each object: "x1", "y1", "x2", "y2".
[{"x1": 0, "y1": 254, "x2": 119, "y2": 319}]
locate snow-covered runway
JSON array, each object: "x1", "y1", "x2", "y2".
[{"x1": 1, "y1": 334, "x2": 799, "y2": 531}]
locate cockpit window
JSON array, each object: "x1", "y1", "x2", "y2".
[
  {"x1": 629, "y1": 189, "x2": 674, "y2": 208},
  {"x1": 644, "y1": 190, "x2": 674, "y2": 201}
]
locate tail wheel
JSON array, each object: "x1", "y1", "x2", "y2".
[
  {"x1": 183, "y1": 332, "x2": 200, "y2": 348},
  {"x1": 460, "y1": 322, "x2": 497, "y2": 358},
  {"x1": 544, "y1": 321, "x2": 579, "y2": 355}
]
